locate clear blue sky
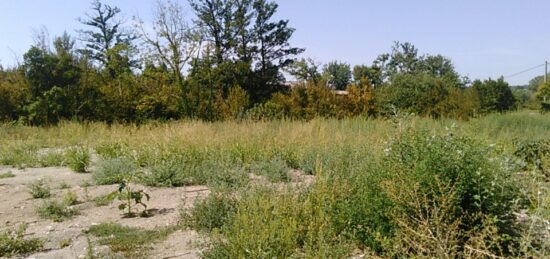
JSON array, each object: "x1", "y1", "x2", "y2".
[{"x1": 1, "y1": 0, "x2": 549, "y2": 85}]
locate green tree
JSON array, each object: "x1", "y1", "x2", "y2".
[
  {"x1": 286, "y1": 58, "x2": 321, "y2": 84},
  {"x1": 323, "y1": 61, "x2": 351, "y2": 90},
  {"x1": 138, "y1": 0, "x2": 200, "y2": 88},
  {"x1": 78, "y1": 0, "x2": 137, "y2": 76},
  {"x1": 189, "y1": 0, "x2": 235, "y2": 64},
  {"x1": 472, "y1": 78, "x2": 516, "y2": 113}
]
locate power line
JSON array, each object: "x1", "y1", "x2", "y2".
[{"x1": 504, "y1": 63, "x2": 545, "y2": 79}]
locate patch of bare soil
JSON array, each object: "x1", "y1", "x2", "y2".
[{"x1": 0, "y1": 166, "x2": 208, "y2": 259}]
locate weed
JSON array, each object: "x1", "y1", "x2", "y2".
[
  {"x1": 36, "y1": 199, "x2": 78, "y2": 222},
  {"x1": 65, "y1": 146, "x2": 90, "y2": 173},
  {"x1": 181, "y1": 191, "x2": 237, "y2": 232},
  {"x1": 93, "y1": 193, "x2": 112, "y2": 207},
  {"x1": 63, "y1": 190, "x2": 79, "y2": 206},
  {"x1": 93, "y1": 158, "x2": 137, "y2": 185},
  {"x1": 59, "y1": 238, "x2": 71, "y2": 248},
  {"x1": 104, "y1": 172, "x2": 150, "y2": 217},
  {"x1": 38, "y1": 150, "x2": 65, "y2": 167},
  {"x1": 29, "y1": 179, "x2": 51, "y2": 199},
  {"x1": 86, "y1": 223, "x2": 175, "y2": 258},
  {"x1": 0, "y1": 171, "x2": 15, "y2": 179},
  {"x1": 0, "y1": 223, "x2": 43, "y2": 257}
]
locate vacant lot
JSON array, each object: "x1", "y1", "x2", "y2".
[{"x1": 1, "y1": 111, "x2": 549, "y2": 258}]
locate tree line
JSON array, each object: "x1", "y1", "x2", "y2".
[{"x1": 0, "y1": 0, "x2": 535, "y2": 125}]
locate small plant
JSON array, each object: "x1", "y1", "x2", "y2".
[
  {"x1": 63, "y1": 190, "x2": 79, "y2": 206},
  {"x1": 65, "y1": 146, "x2": 90, "y2": 173},
  {"x1": 38, "y1": 151, "x2": 65, "y2": 167},
  {"x1": 59, "y1": 238, "x2": 71, "y2": 248},
  {"x1": 0, "y1": 171, "x2": 15, "y2": 179},
  {"x1": 29, "y1": 179, "x2": 51, "y2": 199},
  {"x1": 0, "y1": 223, "x2": 43, "y2": 257},
  {"x1": 86, "y1": 223, "x2": 174, "y2": 258},
  {"x1": 36, "y1": 199, "x2": 78, "y2": 222},
  {"x1": 104, "y1": 173, "x2": 150, "y2": 217}
]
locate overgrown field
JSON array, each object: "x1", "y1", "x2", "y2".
[{"x1": 1, "y1": 110, "x2": 550, "y2": 258}]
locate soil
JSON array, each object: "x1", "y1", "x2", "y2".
[{"x1": 0, "y1": 166, "x2": 209, "y2": 259}]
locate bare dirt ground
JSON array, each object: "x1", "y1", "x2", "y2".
[{"x1": 0, "y1": 166, "x2": 209, "y2": 259}]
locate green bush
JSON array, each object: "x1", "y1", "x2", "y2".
[
  {"x1": 29, "y1": 179, "x2": 51, "y2": 199},
  {"x1": 181, "y1": 191, "x2": 237, "y2": 232},
  {"x1": 93, "y1": 158, "x2": 137, "y2": 185},
  {"x1": 0, "y1": 224, "x2": 43, "y2": 257},
  {"x1": 65, "y1": 146, "x2": 90, "y2": 173},
  {"x1": 374, "y1": 130, "x2": 522, "y2": 255},
  {"x1": 36, "y1": 199, "x2": 78, "y2": 222}
]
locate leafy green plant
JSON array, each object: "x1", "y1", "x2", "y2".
[
  {"x1": 65, "y1": 146, "x2": 90, "y2": 173},
  {"x1": 29, "y1": 179, "x2": 51, "y2": 199},
  {"x1": 104, "y1": 172, "x2": 150, "y2": 217},
  {"x1": 36, "y1": 199, "x2": 78, "y2": 222},
  {"x1": 0, "y1": 223, "x2": 43, "y2": 257}
]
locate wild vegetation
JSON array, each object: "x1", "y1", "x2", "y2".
[
  {"x1": 1, "y1": 0, "x2": 549, "y2": 258},
  {"x1": 0, "y1": 111, "x2": 549, "y2": 257}
]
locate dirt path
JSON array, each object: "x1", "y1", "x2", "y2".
[{"x1": 0, "y1": 166, "x2": 208, "y2": 259}]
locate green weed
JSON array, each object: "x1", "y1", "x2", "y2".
[
  {"x1": 0, "y1": 223, "x2": 43, "y2": 257},
  {"x1": 86, "y1": 223, "x2": 175, "y2": 258},
  {"x1": 29, "y1": 179, "x2": 51, "y2": 199},
  {"x1": 65, "y1": 146, "x2": 90, "y2": 173},
  {"x1": 36, "y1": 199, "x2": 78, "y2": 222}
]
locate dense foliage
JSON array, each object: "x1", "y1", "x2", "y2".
[{"x1": 0, "y1": 1, "x2": 535, "y2": 125}]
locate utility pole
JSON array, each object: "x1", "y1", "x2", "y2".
[{"x1": 546, "y1": 61, "x2": 548, "y2": 83}]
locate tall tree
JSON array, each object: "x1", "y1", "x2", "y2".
[
  {"x1": 189, "y1": 0, "x2": 235, "y2": 64},
  {"x1": 138, "y1": 0, "x2": 200, "y2": 87},
  {"x1": 323, "y1": 61, "x2": 351, "y2": 90},
  {"x1": 286, "y1": 58, "x2": 321, "y2": 84},
  {"x1": 252, "y1": 0, "x2": 303, "y2": 73},
  {"x1": 78, "y1": 0, "x2": 137, "y2": 75}
]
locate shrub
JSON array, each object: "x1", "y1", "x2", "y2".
[
  {"x1": 181, "y1": 191, "x2": 237, "y2": 232},
  {"x1": 376, "y1": 130, "x2": 522, "y2": 255},
  {"x1": 65, "y1": 146, "x2": 90, "y2": 173},
  {"x1": 93, "y1": 158, "x2": 137, "y2": 185},
  {"x1": 0, "y1": 224, "x2": 43, "y2": 257},
  {"x1": 29, "y1": 179, "x2": 51, "y2": 199},
  {"x1": 36, "y1": 199, "x2": 77, "y2": 222}
]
